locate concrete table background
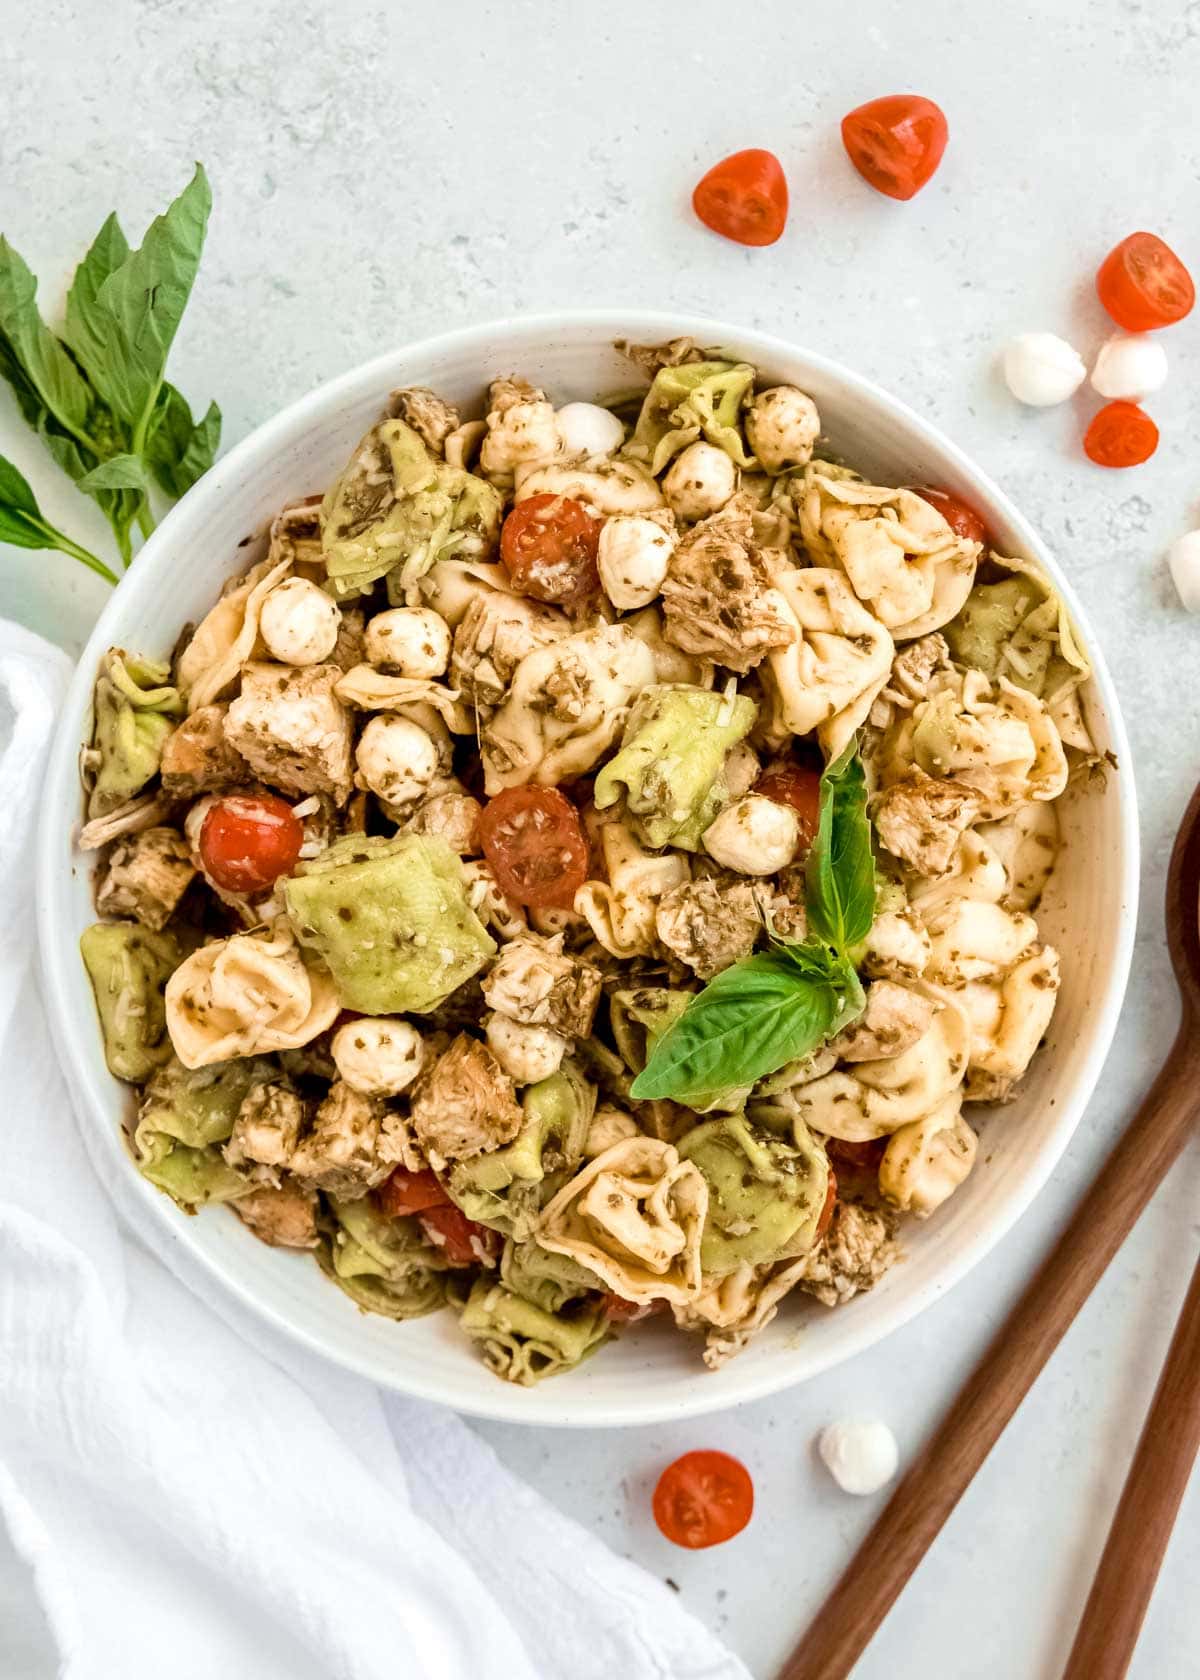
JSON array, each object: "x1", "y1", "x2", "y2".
[{"x1": 2, "y1": 1, "x2": 1199, "y2": 1674}]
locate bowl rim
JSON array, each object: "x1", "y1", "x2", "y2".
[{"x1": 36, "y1": 308, "x2": 1140, "y2": 1426}]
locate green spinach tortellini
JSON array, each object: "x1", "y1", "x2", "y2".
[
  {"x1": 84, "y1": 650, "x2": 184, "y2": 818},
  {"x1": 132, "y1": 1055, "x2": 277, "y2": 1208},
  {"x1": 321, "y1": 417, "x2": 503, "y2": 600},
  {"x1": 500, "y1": 1237, "x2": 601, "y2": 1314},
  {"x1": 455, "y1": 1277, "x2": 608, "y2": 1385},
  {"x1": 630, "y1": 360, "x2": 756, "y2": 475},
  {"x1": 80, "y1": 921, "x2": 182, "y2": 1082},
  {"x1": 678, "y1": 1114, "x2": 831, "y2": 1275},
  {"x1": 283, "y1": 834, "x2": 495, "y2": 1015},
  {"x1": 320, "y1": 1196, "x2": 450, "y2": 1320},
  {"x1": 594, "y1": 685, "x2": 757, "y2": 850}
]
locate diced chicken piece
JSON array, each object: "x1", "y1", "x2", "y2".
[
  {"x1": 96, "y1": 826, "x2": 196, "y2": 931},
  {"x1": 655, "y1": 875, "x2": 762, "y2": 980},
  {"x1": 223, "y1": 663, "x2": 354, "y2": 804},
  {"x1": 223, "y1": 1084, "x2": 306, "y2": 1181},
  {"x1": 826, "y1": 981, "x2": 936, "y2": 1063},
  {"x1": 660, "y1": 494, "x2": 794, "y2": 674},
  {"x1": 160, "y1": 704, "x2": 252, "y2": 797},
  {"x1": 795, "y1": 1202, "x2": 899, "y2": 1308},
  {"x1": 402, "y1": 779, "x2": 483, "y2": 855},
  {"x1": 289, "y1": 1080, "x2": 396, "y2": 1199},
  {"x1": 862, "y1": 908, "x2": 932, "y2": 982},
  {"x1": 451, "y1": 591, "x2": 571, "y2": 709},
  {"x1": 409, "y1": 1033, "x2": 523, "y2": 1164},
  {"x1": 479, "y1": 377, "x2": 560, "y2": 476},
  {"x1": 388, "y1": 386, "x2": 462, "y2": 456},
  {"x1": 479, "y1": 936, "x2": 602, "y2": 1037},
  {"x1": 233, "y1": 1180, "x2": 320, "y2": 1249},
  {"x1": 874, "y1": 773, "x2": 982, "y2": 877}
]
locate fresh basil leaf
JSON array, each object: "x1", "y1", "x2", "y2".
[
  {"x1": 63, "y1": 213, "x2": 131, "y2": 393},
  {"x1": 77, "y1": 452, "x2": 152, "y2": 494},
  {"x1": 91, "y1": 164, "x2": 212, "y2": 445},
  {"x1": 630, "y1": 942, "x2": 864, "y2": 1106},
  {"x1": 0, "y1": 452, "x2": 118, "y2": 582},
  {"x1": 37, "y1": 419, "x2": 139, "y2": 567},
  {"x1": 0, "y1": 237, "x2": 97, "y2": 445},
  {"x1": 805, "y1": 740, "x2": 876, "y2": 951},
  {"x1": 145, "y1": 383, "x2": 221, "y2": 496}
]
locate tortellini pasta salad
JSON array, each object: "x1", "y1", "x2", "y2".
[{"x1": 77, "y1": 341, "x2": 1097, "y2": 1385}]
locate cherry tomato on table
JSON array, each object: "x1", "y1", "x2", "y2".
[
  {"x1": 1096, "y1": 232, "x2": 1194, "y2": 332},
  {"x1": 841, "y1": 95, "x2": 948, "y2": 201},
  {"x1": 692, "y1": 149, "x2": 788, "y2": 247},
  {"x1": 376, "y1": 1167, "x2": 449, "y2": 1218},
  {"x1": 754, "y1": 760, "x2": 822, "y2": 848},
  {"x1": 653, "y1": 1450, "x2": 754, "y2": 1549},
  {"x1": 479, "y1": 786, "x2": 590, "y2": 910},
  {"x1": 913, "y1": 485, "x2": 989, "y2": 546},
  {"x1": 198, "y1": 794, "x2": 303, "y2": 894},
  {"x1": 1083, "y1": 401, "x2": 1159, "y2": 468},
  {"x1": 500, "y1": 493, "x2": 601, "y2": 605}
]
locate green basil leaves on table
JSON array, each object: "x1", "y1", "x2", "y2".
[
  {"x1": 631, "y1": 742, "x2": 876, "y2": 1105},
  {"x1": 0, "y1": 453, "x2": 117, "y2": 583},
  {"x1": 0, "y1": 164, "x2": 219, "y2": 579}
]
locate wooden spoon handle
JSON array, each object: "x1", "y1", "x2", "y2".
[
  {"x1": 778, "y1": 1017, "x2": 1199, "y2": 1680},
  {"x1": 1061, "y1": 1247, "x2": 1200, "y2": 1680}
]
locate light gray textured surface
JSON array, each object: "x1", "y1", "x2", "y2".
[{"x1": 2, "y1": 1, "x2": 1199, "y2": 1676}]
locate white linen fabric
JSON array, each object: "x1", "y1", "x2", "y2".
[{"x1": 0, "y1": 619, "x2": 748, "y2": 1680}]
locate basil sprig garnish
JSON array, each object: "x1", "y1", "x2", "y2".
[
  {"x1": 0, "y1": 164, "x2": 218, "y2": 580},
  {"x1": 631, "y1": 741, "x2": 875, "y2": 1107}
]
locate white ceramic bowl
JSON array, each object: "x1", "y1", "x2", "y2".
[{"x1": 37, "y1": 310, "x2": 1138, "y2": 1426}]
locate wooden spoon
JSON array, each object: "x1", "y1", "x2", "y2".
[{"x1": 778, "y1": 781, "x2": 1200, "y2": 1680}]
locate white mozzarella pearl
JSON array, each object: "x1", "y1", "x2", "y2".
[
  {"x1": 555, "y1": 402, "x2": 625, "y2": 460},
  {"x1": 1167, "y1": 532, "x2": 1200, "y2": 613},
  {"x1": 663, "y1": 440, "x2": 739, "y2": 521},
  {"x1": 364, "y1": 607, "x2": 452, "y2": 677},
  {"x1": 331, "y1": 1018, "x2": 425, "y2": 1096},
  {"x1": 258, "y1": 578, "x2": 341, "y2": 666},
  {"x1": 818, "y1": 1420, "x2": 900, "y2": 1495},
  {"x1": 354, "y1": 714, "x2": 440, "y2": 808},
  {"x1": 597, "y1": 515, "x2": 673, "y2": 609},
  {"x1": 702, "y1": 794, "x2": 799, "y2": 875},
  {"x1": 1003, "y1": 333, "x2": 1087, "y2": 407},
  {"x1": 1091, "y1": 333, "x2": 1168, "y2": 401}
]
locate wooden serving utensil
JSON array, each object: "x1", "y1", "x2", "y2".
[{"x1": 778, "y1": 781, "x2": 1200, "y2": 1680}]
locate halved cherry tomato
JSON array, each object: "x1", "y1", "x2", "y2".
[
  {"x1": 377, "y1": 1167, "x2": 450, "y2": 1218},
  {"x1": 601, "y1": 1292, "x2": 662, "y2": 1324},
  {"x1": 841, "y1": 95, "x2": 948, "y2": 201},
  {"x1": 500, "y1": 494, "x2": 602, "y2": 605},
  {"x1": 754, "y1": 760, "x2": 822, "y2": 847},
  {"x1": 1083, "y1": 401, "x2": 1159, "y2": 468},
  {"x1": 653, "y1": 1450, "x2": 754, "y2": 1550},
  {"x1": 815, "y1": 1170, "x2": 838, "y2": 1243},
  {"x1": 199, "y1": 794, "x2": 303, "y2": 894},
  {"x1": 1096, "y1": 232, "x2": 1194, "y2": 332},
  {"x1": 479, "y1": 786, "x2": 589, "y2": 909},
  {"x1": 420, "y1": 1203, "x2": 500, "y2": 1267},
  {"x1": 827, "y1": 1136, "x2": 887, "y2": 1171},
  {"x1": 913, "y1": 485, "x2": 988, "y2": 546},
  {"x1": 692, "y1": 149, "x2": 788, "y2": 247}
]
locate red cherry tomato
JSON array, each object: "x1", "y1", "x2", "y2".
[
  {"x1": 827, "y1": 1136, "x2": 887, "y2": 1171},
  {"x1": 653, "y1": 1451, "x2": 754, "y2": 1550},
  {"x1": 754, "y1": 761, "x2": 823, "y2": 847},
  {"x1": 478, "y1": 786, "x2": 589, "y2": 910},
  {"x1": 377, "y1": 1167, "x2": 450, "y2": 1218},
  {"x1": 601, "y1": 1292, "x2": 661, "y2": 1324},
  {"x1": 420, "y1": 1203, "x2": 499, "y2": 1267},
  {"x1": 913, "y1": 485, "x2": 988, "y2": 546},
  {"x1": 815, "y1": 1170, "x2": 838, "y2": 1243},
  {"x1": 841, "y1": 95, "x2": 948, "y2": 201},
  {"x1": 692, "y1": 149, "x2": 788, "y2": 247},
  {"x1": 198, "y1": 794, "x2": 303, "y2": 894},
  {"x1": 1083, "y1": 401, "x2": 1159, "y2": 468},
  {"x1": 500, "y1": 494, "x2": 602, "y2": 605},
  {"x1": 1096, "y1": 232, "x2": 1195, "y2": 332}
]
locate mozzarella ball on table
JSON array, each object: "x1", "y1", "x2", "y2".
[
  {"x1": 258, "y1": 578, "x2": 341, "y2": 666},
  {"x1": 703, "y1": 794, "x2": 800, "y2": 875},
  {"x1": 818, "y1": 1420, "x2": 899, "y2": 1495},
  {"x1": 556, "y1": 402, "x2": 625, "y2": 461},
  {"x1": 597, "y1": 515, "x2": 674, "y2": 609},
  {"x1": 1167, "y1": 532, "x2": 1200, "y2": 612},
  {"x1": 364, "y1": 607, "x2": 452, "y2": 678},
  {"x1": 1091, "y1": 333, "x2": 1168, "y2": 401},
  {"x1": 1002, "y1": 333, "x2": 1087, "y2": 407},
  {"x1": 663, "y1": 441, "x2": 738, "y2": 521},
  {"x1": 484, "y1": 1011, "x2": 568, "y2": 1085},
  {"x1": 354, "y1": 713, "x2": 440, "y2": 809},
  {"x1": 745, "y1": 385, "x2": 821, "y2": 472},
  {"x1": 332, "y1": 1017, "x2": 425, "y2": 1096}
]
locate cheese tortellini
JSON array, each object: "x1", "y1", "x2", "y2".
[
  {"x1": 164, "y1": 923, "x2": 340, "y2": 1069},
  {"x1": 573, "y1": 821, "x2": 690, "y2": 958},
  {"x1": 762, "y1": 568, "x2": 895, "y2": 758}
]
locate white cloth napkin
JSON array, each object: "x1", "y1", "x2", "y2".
[{"x1": 0, "y1": 619, "x2": 748, "y2": 1680}]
